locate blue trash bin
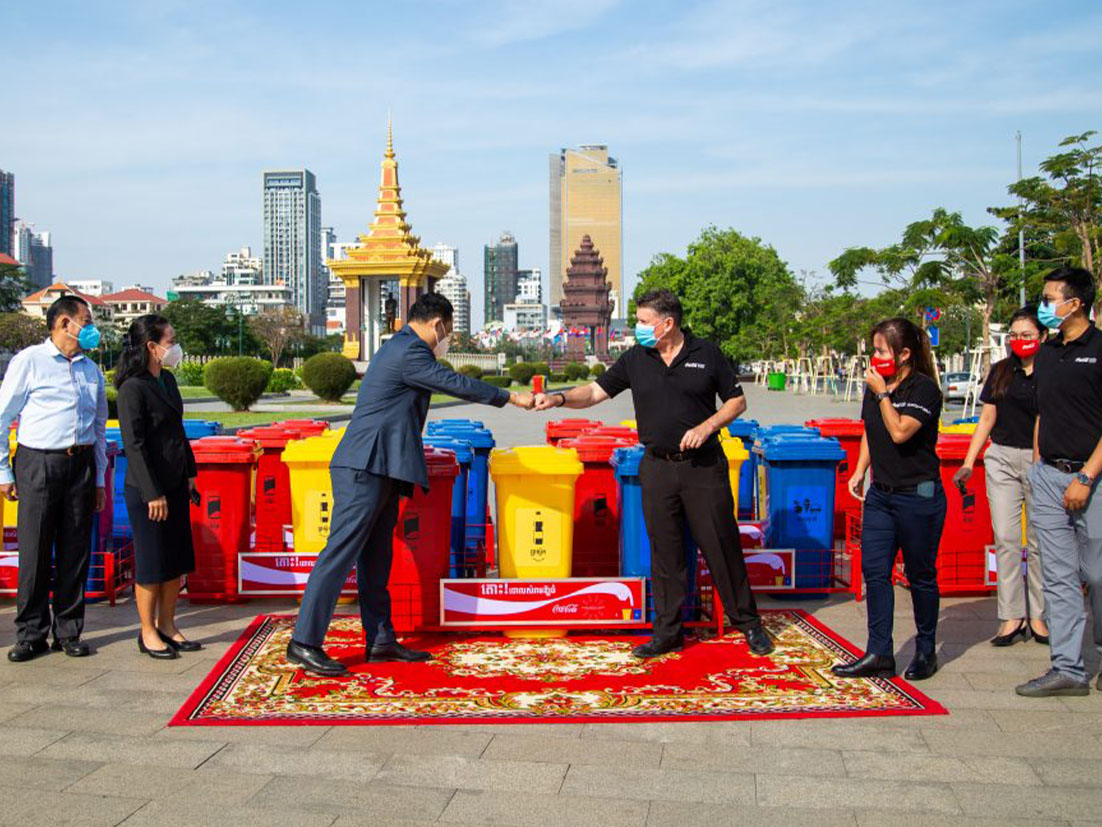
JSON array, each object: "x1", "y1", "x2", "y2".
[
  {"x1": 422, "y1": 435, "x2": 475, "y2": 577},
  {"x1": 105, "y1": 425, "x2": 132, "y2": 544},
  {"x1": 182, "y1": 420, "x2": 222, "y2": 439},
  {"x1": 430, "y1": 418, "x2": 485, "y2": 431},
  {"x1": 952, "y1": 416, "x2": 981, "y2": 425},
  {"x1": 751, "y1": 426, "x2": 820, "y2": 519},
  {"x1": 425, "y1": 422, "x2": 494, "y2": 564},
  {"x1": 753, "y1": 435, "x2": 844, "y2": 588},
  {"x1": 726, "y1": 419, "x2": 759, "y2": 519},
  {"x1": 612, "y1": 445, "x2": 699, "y2": 622}
]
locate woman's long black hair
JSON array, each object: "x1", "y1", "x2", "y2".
[
  {"x1": 870, "y1": 317, "x2": 939, "y2": 388},
  {"x1": 114, "y1": 314, "x2": 170, "y2": 389},
  {"x1": 986, "y1": 307, "x2": 1045, "y2": 401}
]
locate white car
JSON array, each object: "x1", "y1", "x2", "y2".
[{"x1": 942, "y1": 372, "x2": 977, "y2": 403}]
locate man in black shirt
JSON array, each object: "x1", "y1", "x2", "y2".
[
  {"x1": 533, "y1": 289, "x2": 773, "y2": 658},
  {"x1": 1017, "y1": 266, "x2": 1102, "y2": 698}
]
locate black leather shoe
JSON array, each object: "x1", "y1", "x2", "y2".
[
  {"x1": 904, "y1": 650, "x2": 938, "y2": 681},
  {"x1": 744, "y1": 623, "x2": 775, "y2": 656},
  {"x1": 138, "y1": 633, "x2": 178, "y2": 660},
  {"x1": 990, "y1": 621, "x2": 1028, "y2": 647},
  {"x1": 632, "y1": 636, "x2": 684, "y2": 659},
  {"x1": 831, "y1": 652, "x2": 896, "y2": 678},
  {"x1": 158, "y1": 630, "x2": 203, "y2": 652},
  {"x1": 1033, "y1": 631, "x2": 1050, "y2": 645},
  {"x1": 367, "y1": 641, "x2": 432, "y2": 663},
  {"x1": 51, "y1": 637, "x2": 90, "y2": 658},
  {"x1": 286, "y1": 640, "x2": 349, "y2": 676},
  {"x1": 7, "y1": 640, "x2": 49, "y2": 663}
]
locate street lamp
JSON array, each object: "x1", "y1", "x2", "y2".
[{"x1": 225, "y1": 294, "x2": 243, "y2": 356}]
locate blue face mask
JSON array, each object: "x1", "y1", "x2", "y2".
[
  {"x1": 1038, "y1": 297, "x2": 1072, "y2": 331},
  {"x1": 68, "y1": 320, "x2": 102, "y2": 350},
  {"x1": 634, "y1": 323, "x2": 657, "y2": 348}
]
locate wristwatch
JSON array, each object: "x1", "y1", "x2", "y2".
[
  {"x1": 1076, "y1": 471, "x2": 1095, "y2": 487},
  {"x1": 555, "y1": 392, "x2": 567, "y2": 408},
  {"x1": 875, "y1": 391, "x2": 891, "y2": 402}
]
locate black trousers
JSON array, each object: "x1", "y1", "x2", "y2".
[
  {"x1": 640, "y1": 448, "x2": 759, "y2": 641},
  {"x1": 13, "y1": 447, "x2": 95, "y2": 644}
]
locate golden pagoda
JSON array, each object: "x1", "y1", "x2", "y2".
[{"x1": 330, "y1": 118, "x2": 449, "y2": 363}]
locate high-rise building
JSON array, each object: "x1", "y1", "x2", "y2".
[
  {"x1": 549, "y1": 145, "x2": 623, "y2": 317},
  {"x1": 517, "y1": 267, "x2": 542, "y2": 304},
  {"x1": 483, "y1": 232, "x2": 518, "y2": 325},
  {"x1": 221, "y1": 246, "x2": 263, "y2": 285},
  {"x1": 0, "y1": 171, "x2": 13, "y2": 259},
  {"x1": 11, "y1": 221, "x2": 53, "y2": 290},
  {"x1": 436, "y1": 271, "x2": 471, "y2": 335},
  {"x1": 262, "y1": 169, "x2": 324, "y2": 334},
  {"x1": 431, "y1": 243, "x2": 458, "y2": 276}
]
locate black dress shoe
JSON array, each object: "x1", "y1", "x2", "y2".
[
  {"x1": 158, "y1": 630, "x2": 203, "y2": 652},
  {"x1": 831, "y1": 652, "x2": 896, "y2": 678},
  {"x1": 744, "y1": 623, "x2": 775, "y2": 656},
  {"x1": 1032, "y1": 630, "x2": 1050, "y2": 645},
  {"x1": 7, "y1": 640, "x2": 49, "y2": 663},
  {"x1": 51, "y1": 637, "x2": 90, "y2": 658},
  {"x1": 631, "y1": 636, "x2": 684, "y2": 659},
  {"x1": 138, "y1": 633, "x2": 178, "y2": 660},
  {"x1": 990, "y1": 621, "x2": 1028, "y2": 647},
  {"x1": 904, "y1": 651, "x2": 938, "y2": 681},
  {"x1": 367, "y1": 641, "x2": 432, "y2": 663},
  {"x1": 286, "y1": 640, "x2": 349, "y2": 676}
]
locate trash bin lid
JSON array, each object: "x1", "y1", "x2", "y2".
[
  {"x1": 611, "y1": 444, "x2": 646, "y2": 477},
  {"x1": 936, "y1": 434, "x2": 986, "y2": 460},
  {"x1": 619, "y1": 419, "x2": 637, "y2": 429},
  {"x1": 721, "y1": 437, "x2": 750, "y2": 462},
  {"x1": 106, "y1": 419, "x2": 121, "y2": 430},
  {"x1": 236, "y1": 425, "x2": 302, "y2": 448},
  {"x1": 952, "y1": 416, "x2": 982, "y2": 425},
  {"x1": 190, "y1": 437, "x2": 261, "y2": 463},
  {"x1": 805, "y1": 418, "x2": 865, "y2": 438},
  {"x1": 424, "y1": 446, "x2": 460, "y2": 477},
  {"x1": 182, "y1": 420, "x2": 223, "y2": 437},
  {"x1": 559, "y1": 435, "x2": 636, "y2": 464},
  {"x1": 277, "y1": 419, "x2": 330, "y2": 435},
  {"x1": 430, "y1": 418, "x2": 485, "y2": 430},
  {"x1": 281, "y1": 434, "x2": 341, "y2": 464},
  {"x1": 427, "y1": 424, "x2": 495, "y2": 449},
  {"x1": 423, "y1": 436, "x2": 474, "y2": 465},
  {"x1": 545, "y1": 419, "x2": 604, "y2": 440},
  {"x1": 490, "y1": 445, "x2": 583, "y2": 477},
  {"x1": 726, "y1": 419, "x2": 759, "y2": 438},
  {"x1": 759, "y1": 435, "x2": 845, "y2": 461},
  {"x1": 585, "y1": 426, "x2": 639, "y2": 442}
]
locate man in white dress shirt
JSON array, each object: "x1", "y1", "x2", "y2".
[{"x1": 0, "y1": 295, "x2": 107, "y2": 661}]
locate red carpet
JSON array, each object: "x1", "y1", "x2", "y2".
[{"x1": 170, "y1": 610, "x2": 946, "y2": 726}]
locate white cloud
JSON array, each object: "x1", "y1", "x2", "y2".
[{"x1": 467, "y1": 0, "x2": 622, "y2": 46}]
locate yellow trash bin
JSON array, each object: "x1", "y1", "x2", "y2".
[
  {"x1": 721, "y1": 437, "x2": 750, "y2": 520},
  {"x1": 2, "y1": 433, "x2": 16, "y2": 531},
  {"x1": 941, "y1": 423, "x2": 978, "y2": 436},
  {"x1": 282, "y1": 435, "x2": 341, "y2": 556},
  {"x1": 619, "y1": 419, "x2": 638, "y2": 429}
]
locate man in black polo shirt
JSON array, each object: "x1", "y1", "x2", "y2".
[
  {"x1": 1017, "y1": 266, "x2": 1102, "y2": 698},
  {"x1": 533, "y1": 289, "x2": 773, "y2": 658}
]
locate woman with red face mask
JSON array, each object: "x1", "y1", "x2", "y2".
[
  {"x1": 953, "y1": 307, "x2": 1048, "y2": 647},
  {"x1": 833, "y1": 317, "x2": 946, "y2": 681}
]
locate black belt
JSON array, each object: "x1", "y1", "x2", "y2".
[
  {"x1": 19, "y1": 444, "x2": 94, "y2": 456},
  {"x1": 647, "y1": 444, "x2": 720, "y2": 463},
  {"x1": 1045, "y1": 457, "x2": 1086, "y2": 474},
  {"x1": 871, "y1": 481, "x2": 918, "y2": 494}
]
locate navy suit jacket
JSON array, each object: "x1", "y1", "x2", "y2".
[{"x1": 331, "y1": 325, "x2": 510, "y2": 490}]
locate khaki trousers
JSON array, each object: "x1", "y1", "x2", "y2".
[{"x1": 984, "y1": 442, "x2": 1043, "y2": 621}]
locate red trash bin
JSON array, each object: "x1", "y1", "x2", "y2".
[
  {"x1": 389, "y1": 447, "x2": 459, "y2": 633},
  {"x1": 806, "y1": 418, "x2": 865, "y2": 541},
  {"x1": 237, "y1": 426, "x2": 302, "y2": 553},
  {"x1": 188, "y1": 437, "x2": 260, "y2": 602},
  {"x1": 560, "y1": 435, "x2": 635, "y2": 577},
  {"x1": 276, "y1": 419, "x2": 330, "y2": 438},
  {"x1": 545, "y1": 419, "x2": 604, "y2": 446},
  {"x1": 935, "y1": 434, "x2": 993, "y2": 592},
  {"x1": 585, "y1": 425, "x2": 639, "y2": 443}
]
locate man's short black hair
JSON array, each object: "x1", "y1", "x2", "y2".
[
  {"x1": 408, "y1": 292, "x2": 454, "y2": 325},
  {"x1": 46, "y1": 295, "x2": 90, "y2": 330},
  {"x1": 1045, "y1": 265, "x2": 1096, "y2": 313},
  {"x1": 636, "y1": 289, "x2": 683, "y2": 327}
]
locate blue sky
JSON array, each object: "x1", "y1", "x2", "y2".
[{"x1": 2, "y1": 0, "x2": 1100, "y2": 327}]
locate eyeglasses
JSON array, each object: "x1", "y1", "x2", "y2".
[
  {"x1": 1007, "y1": 333, "x2": 1040, "y2": 341},
  {"x1": 1039, "y1": 295, "x2": 1076, "y2": 310}
]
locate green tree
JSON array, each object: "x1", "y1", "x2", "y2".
[
  {"x1": 0, "y1": 313, "x2": 46, "y2": 352},
  {"x1": 248, "y1": 306, "x2": 305, "y2": 367},
  {"x1": 0, "y1": 262, "x2": 31, "y2": 313},
  {"x1": 163, "y1": 299, "x2": 260, "y2": 356}
]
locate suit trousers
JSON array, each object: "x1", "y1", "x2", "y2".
[
  {"x1": 292, "y1": 468, "x2": 401, "y2": 649},
  {"x1": 640, "y1": 449, "x2": 759, "y2": 642},
  {"x1": 1029, "y1": 461, "x2": 1102, "y2": 682},
  {"x1": 13, "y1": 447, "x2": 95, "y2": 644},
  {"x1": 984, "y1": 442, "x2": 1044, "y2": 621}
]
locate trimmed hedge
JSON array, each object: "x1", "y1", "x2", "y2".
[
  {"x1": 204, "y1": 357, "x2": 273, "y2": 411},
  {"x1": 437, "y1": 358, "x2": 454, "y2": 371},
  {"x1": 508, "y1": 361, "x2": 552, "y2": 385},
  {"x1": 176, "y1": 360, "x2": 205, "y2": 387},
  {"x1": 458, "y1": 364, "x2": 483, "y2": 379},
  {"x1": 564, "y1": 362, "x2": 590, "y2": 381},
  {"x1": 302, "y1": 353, "x2": 356, "y2": 402},
  {"x1": 266, "y1": 368, "x2": 300, "y2": 393},
  {"x1": 484, "y1": 376, "x2": 512, "y2": 388},
  {"x1": 590, "y1": 363, "x2": 606, "y2": 377},
  {"x1": 549, "y1": 373, "x2": 567, "y2": 383}
]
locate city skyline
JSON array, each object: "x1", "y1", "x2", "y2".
[{"x1": 2, "y1": 1, "x2": 1100, "y2": 331}]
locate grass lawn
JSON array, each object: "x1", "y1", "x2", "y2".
[
  {"x1": 177, "y1": 386, "x2": 213, "y2": 398},
  {"x1": 183, "y1": 410, "x2": 340, "y2": 428}
]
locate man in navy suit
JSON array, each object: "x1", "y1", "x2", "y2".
[{"x1": 287, "y1": 293, "x2": 534, "y2": 676}]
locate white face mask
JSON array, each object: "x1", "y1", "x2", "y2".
[
  {"x1": 158, "y1": 343, "x2": 184, "y2": 368},
  {"x1": 433, "y1": 324, "x2": 451, "y2": 359}
]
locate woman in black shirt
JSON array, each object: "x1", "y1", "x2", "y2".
[
  {"x1": 833, "y1": 317, "x2": 946, "y2": 681},
  {"x1": 954, "y1": 308, "x2": 1047, "y2": 646}
]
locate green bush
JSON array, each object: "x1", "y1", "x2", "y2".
[
  {"x1": 104, "y1": 369, "x2": 116, "y2": 386},
  {"x1": 532, "y1": 362, "x2": 551, "y2": 379},
  {"x1": 508, "y1": 362, "x2": 538, "y2": 385},
  {"x1": 302, "y1": 353, "x2": 357, "y2": 402},
  {"x1": 203, "y1": 357, "x2": 272, "y2": 411},
  {"x1": 564, "y1": 362, "x2": 590, "y2": 381},
  {"x1": 458, "y1": 364, "x2": 483, "y2": 379},
  {"x1": 590, "y1": 363, "x2": 606, "y2": 377},
  {"x1": 176, "y1": 360, "x2": 205, "y2": 387},
  {"x1": 484, "y1": 375, "x2": 512, "y2": 388},
  {"x1": 266, "y1": 368, "x2": 300, "y2": 393},
  {"x1": 436, "y1": 358, "x2": 453, "y2": 371}
]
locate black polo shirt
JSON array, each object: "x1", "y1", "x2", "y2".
[
  {"x1": 861, "y1": 372, "x2": 942, "y2": 488},
  {"x1": 1035, "y1": 323, "x2": 1102, "y2": 462},
  {"x1": 595, "y1": 333, "x2": 743, "y2": 453},
  {"x1": 979, "y1": 365, "x2": 1037, "y2": 450}
]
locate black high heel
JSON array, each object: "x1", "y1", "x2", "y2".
[
  {"x1": 1031, "y1": 624, "x2": 1050, "y2": 645},
  {"x1": 138, "y1": 633, "x2": 178, "y2": 660},
  {"x1": 158, "y1": 629, "x2": 202, "y2": 652},
  {"x1": 990, "y1": 621, "x2": 1029, "y2": 647}
]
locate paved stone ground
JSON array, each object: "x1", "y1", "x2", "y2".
[{"x1": 1, "y1": 385, "x2": 1099, "y2": 826}]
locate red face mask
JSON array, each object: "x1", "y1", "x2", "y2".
[
  {"x1": 871, "y1": 356, "x2": 897, "y2": 378},
  {"x1": 1009, "y1": 339, "x2": 1039, "y2": 358}
]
